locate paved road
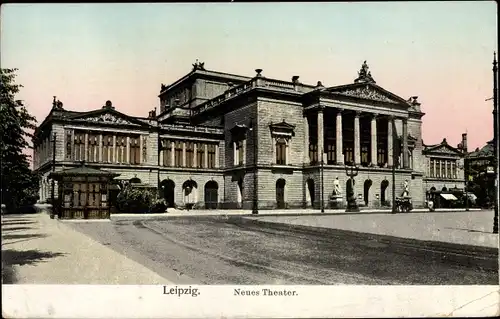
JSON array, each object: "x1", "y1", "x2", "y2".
[{"x1": 68, "y1": 216, "x2": 498, "y2": 285}]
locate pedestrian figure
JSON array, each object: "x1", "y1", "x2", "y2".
[{"x1": 428, "y1": 200, "x2": 435, "y2": 212}]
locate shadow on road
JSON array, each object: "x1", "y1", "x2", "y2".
[
  {"x1": 444, "y1": 227, "x2": 494, "y2": 235},
  {"x1": 1, "y1": 226, "x2": 33, "y2": 232},
  {"x1": 1, "y1": 249, "x2": 66, "y2": 284},
  {"x1": 2, "y1": 233, "x2": 48, "y2": 241},
  {"x1": 1, "y1": 220, "x2": 37, "y2": 226}
]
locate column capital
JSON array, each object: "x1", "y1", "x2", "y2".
[
  {"x1": 317, "y1": 104, "x2": 325, "y2": 111},
  {"x1": 370, "y1": 113, "x2": 379, "y2": 120},
  {"x1": 354, "y1": 111, "x2": 362, "y2": 118},
  {"x1": 335, "y1": 108, "x2": 344, "y2": 114}
]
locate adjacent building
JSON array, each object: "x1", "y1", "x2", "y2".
[{"x1": 34, "y1": 60, "x2": 440, "y2": 210}]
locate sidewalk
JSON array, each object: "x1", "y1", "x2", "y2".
[
  {"x1": 1, "y1": 213, "x2": 174, "y2": 284},
  {"x1": 110, "y1": 207, "x2": 482, "y2": 220},
  {"x1": 244, "y1": 210, "x2": 499, "y2": 249}
]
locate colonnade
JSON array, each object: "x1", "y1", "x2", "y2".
[{"x1": 304, "y1": 107, "x2": 410, "y2": 168}]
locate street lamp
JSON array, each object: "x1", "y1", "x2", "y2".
[
  {"x1": 345, "y1": 164, "x2": 360, "y2": 212},
  {"x1": 321, "y1": 153, "x2": 325, "y2": 213},
  {"x1": 492, "y1": 52, "x2": 499, "y2": 234}
]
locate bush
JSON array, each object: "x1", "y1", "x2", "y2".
[{"x1": 116, "y1": 185, "x2": 165, "y2": 214}]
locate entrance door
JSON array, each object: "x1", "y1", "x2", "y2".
[
  {"x1": 276, "y1": 179, "x2": 286, "y2": 209},
  {"x1": 162, "y1": 180, "x2": 175, "y2": 208},
  {"x1": 204, "y1": 181, "x2": 218, "y2": 209}
]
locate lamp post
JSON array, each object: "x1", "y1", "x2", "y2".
[
  {"x1": 345, "y1": 164, "x2": 359, "y2": 212},
  {"x1": 321, "y1": 153, "x2": 325, "y2": 213},
  {"x1": 50, "y1": 133, "x2": 56, "y2": 219},
  {"x1": 464, "y1": 153, "x2": 469, "y2": 211}
]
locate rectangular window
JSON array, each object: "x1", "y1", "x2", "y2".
[
  {"x1": 326, "y1": 142, "x2": 335, "y2": 164},
  {"x1": 276, "y1": 140, "x2": 287, "y2": 165},
  {"x1": 102, "y1": 135, "x2": 114, "y2": 163},
  {"x1": 344, "y1": 146, "x2": 354, "y2": 165},
  {"x1": 66, "y1": 131, "x2": 72, "y2": 160},
  {"x1": 236, "y1": 140, "x2": 244, "y2": 165},
  {"x1": 377, "y1": 147, "x2": 386, "y2": 167},
  {"x1": 196, "y1": 143, "x2": 205, "y2": 168},
  {"x1": 74, "y1": 132, "x2": 85, "y2": 162},
  {"x1": 361, "y1": 145, "x2": 369, "y2": 166},
  {"x1": 186, "y1": 142, "x2": 194, "y2": 168},
  {"x1": 309, "y1": 143, "x2": 318, "y2": 164},
  {"x1": 174, "y1": 141, "x2": 183, "y2": 167},
  {"x1": 452, "y1": 161, "x2": 457, "y2": 179},
  {"x1": 208, "y1": 144, "x2": 216, "y2": 168},
  {"x1": 130, "y1": 136, "x2": 140, "y2": 165},
  {"x1": 430, "y1": 159, "x2": 434, "y2": 177},
  {"x1": 447, "y1": 160, "x2": 451, "y2": 178},
  {"x1": 162, "y1": 140, "x2": 172, "y2": 167},
  {"x1": 87, "y1": 134, "x2": 99, "y2": 163},
  {"x1": 115, "y1": 136, "x2": 127, "y2": 164}
]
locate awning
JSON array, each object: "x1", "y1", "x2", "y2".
[{"x1": 440, "y1": 194, "x2": 458, "y2": 201}]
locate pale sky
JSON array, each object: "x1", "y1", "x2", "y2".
[{"x1": 1, "y1": 2, "x2": 497, "y2": 150}]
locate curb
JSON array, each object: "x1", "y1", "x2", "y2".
[
  {"x1": 231, "y1": 216, "x2": 499, "y2": 271},
  {"x1": 109, "y1": 208, "x2": 483, "y2": 221}
]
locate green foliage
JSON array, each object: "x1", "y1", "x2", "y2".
[
  {"x1": 116, "y1": 184, "x2": 165, "y2": 214},
  {"x1": 1, "y1": 68, "x2": 39, "y2": 212}
]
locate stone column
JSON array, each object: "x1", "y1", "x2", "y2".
[
  {"x1": 387, "y1": 117, "x2": 393, "y2": 167},
  {"x1": 193, "y1": 143, "x2": 197, "y2": 167},
  {"x1": 354, "y1": 112, "x2": 361, "y2": 165},
  {"x1": 71, "y1": 130, "x2": 75, "y2": 160},
  {"x1": 182, "y1": 142, "x2": 186, "y2": 167},
  {"x1": 139, "y1": 135, "x2": 143, "y2": 164},
  {"x1": 402, "y1": 118, "x2": 409, "y2": 168},
  {"x1": 84, "y1": 132, "x2": 89, "y2": 162},
  {"x1": 215, "y1": 144, "x2": 220, "y2": 168},
  {"x1": 159, "y1": 141, "x2": 164, "y2": 166},
  {"x1": 204, "y1": 144, "x2": 208, "y2": 168},
  {"x1": 243, "y1": 139, "x2": 247, "y2": 165},
  {"x1": 304, "y1": 115, "x2": 309, "y2": 163},
  {"x1": 99, "y1": 134, "x2": 103, "y2": 162},
  {"x1": 371, "y1": 114, "x2": 377, "y2": 166},
  {"x1": 317, "y1": 107, "x2": 324, "y2": 163},
  {"x1": 336, "y1": 109, "x2": 344, "y2": 165},
  {"x1": 113, "y1": 136, "x2": 117, "y2": 163},
  {"x1": 170, "y1": 141, "x2": 175, "y2": 166},
  {"x1": 126, "y1": 137, "x2": 130, "y2": 164}
]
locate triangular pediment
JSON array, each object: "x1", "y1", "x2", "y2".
[
  {"x1": 425, "y1": 143, "x2": 462, "y2": 156},
  {"x1": 269, "y1": 120, "x2": 295, "y2": 131},
  {"x1": 70, "y1": 109, "x2": 146, "y2": 127},
  {"x1": 323, "y1": 83, "x2": 409, "y2": 105}
]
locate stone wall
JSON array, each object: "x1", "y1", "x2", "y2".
[{"x1": 256, "y1": 98, "x2": 304, "y2": 166}]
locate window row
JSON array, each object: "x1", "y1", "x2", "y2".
[
  {"x1": 429, "y1": 159, "x2": 458, "y2": 179},
  {"x1": 160, "y1": 140, "x2": 218, "y2": 168},
  {"x1": 67, "y1": 133, "x2": 146, "y2": 165}
]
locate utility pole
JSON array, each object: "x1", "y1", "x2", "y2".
[{"x1": 492, "y1": 52, "x2": 499, "y2": 234}]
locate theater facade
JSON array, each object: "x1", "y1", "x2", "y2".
[{"x1": 34, "y1": 60, "x2": 445, "y2": 210}]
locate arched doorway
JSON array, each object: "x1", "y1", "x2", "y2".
[
  {"x1": 204, "y1": 181, "x2": 218, "y2": 209},
  {"x1": 160, "y1": 179, "x2": 175, "y2": 208},
  {"x1": 381, "y1": 180, "x2": 389, "y2": 205},
  {"x1": 276, "y1": 179, "x2": 286, "y2": 209},
  {"x1": 307, "y1": 179, "x2": 315, "y2": 207},
  {"x1": 364, "y1": 179, "x2": 373, "y2": 206},
  {"x1": 182, "y1": 180, "x2": 198, "y2": 209}
]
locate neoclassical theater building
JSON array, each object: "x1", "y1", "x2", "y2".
[{"x1": 33, "y1": 60, "x2": 464, "y2": 210}]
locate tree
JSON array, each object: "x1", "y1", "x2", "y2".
[{"x1": 1, "y1": 68, "x2": 39, "y2": 213}]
